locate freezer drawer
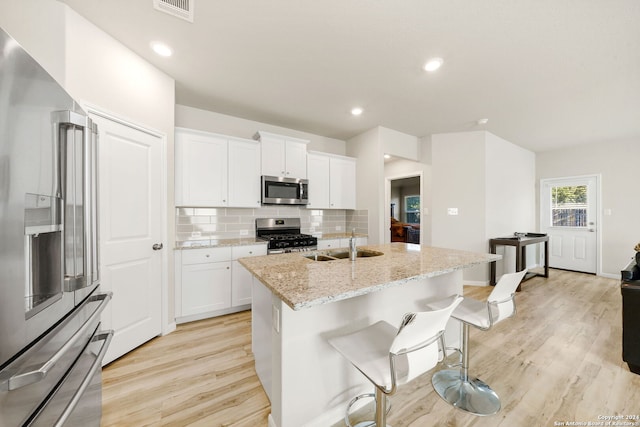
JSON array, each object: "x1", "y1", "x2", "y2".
[
  {"x1": 0, "y1": 291, "x2": 111, "y2": 426},
  {"x1": 30, "y1": 328, "x2": 113, "y2": 427}
]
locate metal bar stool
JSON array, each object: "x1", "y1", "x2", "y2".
[
  {"x1": 328, "y1": 296, "x2": 463, "y2": 427},
  {"x1": 427, "y1": 270, "x2": 527, "y2": 416}
]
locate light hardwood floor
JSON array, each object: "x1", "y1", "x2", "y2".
[{"x1": 101, "y1": 270, "x2": 640, "y2": 426}]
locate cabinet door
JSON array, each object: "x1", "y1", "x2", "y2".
[
  {"x1": 181, "y1": 261, "x2": 232, "y2": 316},
  {"x1": 260, "y1": 136, "x2": 286, "y2": 177},
  {"x1": 285, "y1": 140, "x2": 307, "y2": 178},
  {"x1": 306, "y1": 153, "x2": 330, "y2": 209},
  {"x1": 228, "y1": 139, "x2": 261, "y2": 207},
  {"x1": 231, "y1": 245, "x2": 267, "y2": 306},
  {"x1": 176, "y1": 131, "x2": 228, "y2": 206},
  {"x1": 330, "y1": 157, "x2": 356, "y2": 209},
  {"x1": 317, "y1": 239, "x2": 341, "y2": 250}
]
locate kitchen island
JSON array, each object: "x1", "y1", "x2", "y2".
[{"x1": 239, "y1": 243, "x2": 500, "y2": 427}]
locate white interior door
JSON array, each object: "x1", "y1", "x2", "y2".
[
  {"x1": 92, "y1": 114, "x2": 163, "y2": 364},
  {"x1": 540, "y1": 176, "x2": 598, "y2": 273}
]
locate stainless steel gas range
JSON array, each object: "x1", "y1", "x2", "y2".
[{"x1": 256, "y1": 218, "x2": 317, "y2": 254}]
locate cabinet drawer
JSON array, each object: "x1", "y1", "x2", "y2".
[
  {"x1": 232, "y1": 245, "x2": 267, "y2": 259},
  {"x1": 182, "y1": 247, "x2": 232, "y2": 265}
]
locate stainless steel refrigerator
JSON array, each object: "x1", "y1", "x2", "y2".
[{"x1": 0, "y1": 26, "x2": 112, "y2": 426}]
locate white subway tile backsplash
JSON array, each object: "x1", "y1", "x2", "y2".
[{"x1": 175, "y1": 206, "x2": 368, "y2": 245}]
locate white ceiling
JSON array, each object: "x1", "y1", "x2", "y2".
[{"x1": 61, "y1": 0, "x2": 640, "y2": 153}]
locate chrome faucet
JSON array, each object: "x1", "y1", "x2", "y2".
[{"x1": 349, "y1": 229, "x2": 357, "y2": 261}]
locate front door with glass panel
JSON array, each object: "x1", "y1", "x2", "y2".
[{"x1": 540, "y1": 176, "x2": 598, "y2": 273}]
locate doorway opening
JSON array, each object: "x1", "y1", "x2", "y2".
[{"x1": 387, "y1": 175, "x2": 421, "y2": 244}]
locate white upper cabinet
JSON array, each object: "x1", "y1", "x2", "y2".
[
  {"x1": 306, "y1": 151, "x2": 356, "y2": 209},
  {"x1": 228, "y1": 138, "x2": 261, "y2": 207},
  {"x1": 255, "y1": 131, "x2": 309, "y2": 178},
  {"x1": 306, "y1": 152, "x2": 330, "y2": 208},
  {"x1": 175, "y1": 128, "x2": 261, "y2": 207},
  {"x1": 329, "y1": 156, "x2": 356, "y2": 209},
  {"x1": 175, "y1": 130, "x2": 228, "y2": 206}
]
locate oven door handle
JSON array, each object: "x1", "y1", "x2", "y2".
[
  {"x1": 52, "y1": 329, "x2": 113, "y2": 427},
  {"x1": 5, "y1": 292, "x2": 112, "y2": 391}
]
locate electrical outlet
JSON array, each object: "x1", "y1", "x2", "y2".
[
  {"x1": 447, "y1": 208, "x2": 459, "y2": 216},
  {"x1": 239, "y1": 229, "x2": 248, "y2": 236},
  {"x1": 336, "y1": 225, "x2": 342, "y2": 231},
  {"x1": 191, "y1": 231, "x2": 202, "y2": 238}
]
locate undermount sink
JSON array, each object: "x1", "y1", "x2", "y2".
[
  {"x1": 303, "y1": 254, "x2": 336, "y2": 262},
  {"x1": 303, "y1": 249, "x2": 384, "y2": 262}
]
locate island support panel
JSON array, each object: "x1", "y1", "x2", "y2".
[{"x1": 252, "y1": 271, "x2": 463, "y2": 427}]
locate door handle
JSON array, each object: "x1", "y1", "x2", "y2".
[
  {"x1": 4, "y1": 292, "x2": 112, "y2": 391},
  {"x1": 153, "y1": 243, "x2": 164, "y2": 250}
]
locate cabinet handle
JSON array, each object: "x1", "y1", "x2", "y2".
[
  {"x1": 249, "y1": 251, "x2": 253, "y2": 254},
  {"x1": 205, "y1": 254, "x2": 210, "y2": 258},
  {"x1": 226, "y1": 266, "x2": 230, "y2": 269}
]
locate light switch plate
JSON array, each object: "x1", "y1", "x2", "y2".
[{"x1": 239, "y1": 229, "x2": 248, "y2": 236}]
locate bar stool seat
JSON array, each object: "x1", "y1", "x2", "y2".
[
  {"x1": 427, "y1": 270, "x2": 527, "y2": 416},
  {"x1": 329, "y1": 296, "x2": 463, "y2": 427}
]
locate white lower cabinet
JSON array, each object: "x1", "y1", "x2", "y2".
[
  {"x1": 232, "y1": 245, "x2": 267, "y2": 306},
  {"x1": 317, "y1": 237, "x2": 367, "y2": 250},
  {"x1": 182, "y1": 260, "x2": 232, "y2": 316},
  {"x1": 175, "y1": 244, "x2": 267, "y2": 323}
]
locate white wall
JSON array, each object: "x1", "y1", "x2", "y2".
[
  {"x1": 347, "y1": 126, "x2": 423, "y2": 244},
  {"x1": 381, "y1": 127, "x2": 419, "y2": 161},
  {"x1": 176, "y1": 105, "x2": 346, "y2": 155},
  {"x1": 431, "y1": 131, "x2": 486, "y2": 258},
  {"x1": 537, "y1": 139, "x2": 640, "y2": 276},
  {"x1": 347, "y1": 127, "x2": 384, "y2": 243},
  {"x1": 431, "y1": 131, "x2": 535, "y2": 283},
  {"x1": 0, "y1": 1, "x2": 66, "y2": 83},
  {"x1": 64, "y1": 9, "x2": 175, "y2": 138},
  {"x1": 485, "y1": 133, "x2": 536, "y2": 275}
]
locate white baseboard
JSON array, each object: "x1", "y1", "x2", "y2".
[
  {"x1": 175, "y1": 305, "x2": 251, "y2": 325},
  {"x1": 463, "y1": 280, "x2": 490, "y2": 287},
  {"x1": 162, "y1": 321, "x2": 177, "y2": 336},
  {"x1": 268, "y1": 414, "x2": 277, "y2": 427}
]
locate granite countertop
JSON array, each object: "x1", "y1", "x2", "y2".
[
  {"x1": 238, "y1": 243, "x2": 501, "y2": 311},
  {"x1": 175, "y1": 238, "x2": 268, "y2": 250},
  {"x1": 174, "y1": 233, "x2": 368, "y2": 250}
]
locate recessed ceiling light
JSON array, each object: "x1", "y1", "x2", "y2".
[
  {"x1": 424, "y1": 57, "x2": 443, "y2": 72},
  {"x1": 477, "y1": 118, "x2": 489, "y2": 125},
  {"x1": 151, "y1": 41, "x2": 173, "y2": 57},
  {"x1": 351, "y1": 107, "x2": 363, "y2": 116},
  {"x1": 384, "y1": 154, "x2": 391, "y2": 159}
]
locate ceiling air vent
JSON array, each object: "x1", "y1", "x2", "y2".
[{"x1": 153, "y1": 0, "x2": 194, "y2": 23}]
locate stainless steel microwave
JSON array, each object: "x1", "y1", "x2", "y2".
[{"x1": 261, "y1": 175, "x2": 309, "y2": 205}]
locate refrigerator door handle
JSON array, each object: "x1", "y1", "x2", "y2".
[
  {"x1": 52, "y1": 330, "x2": 113, "y2": 427},
  {"x1": 4, "y1": 292, "x2": 112, "y2": 391}
]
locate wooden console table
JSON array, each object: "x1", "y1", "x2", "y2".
[{"x1": 489, "y1": 234, "x2": 549, "y2": 289}]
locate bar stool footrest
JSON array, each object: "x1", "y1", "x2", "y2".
[
  {"x1": 345, "y1": 393, "x2": 392, "y2": 427},
  {"x1": 442, "y1": 346, "x2": 463, "y2": 368}
]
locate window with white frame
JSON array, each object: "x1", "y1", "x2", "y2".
[{"x1": 404, "y1": 195, "x2": 420, "y2": 224}]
